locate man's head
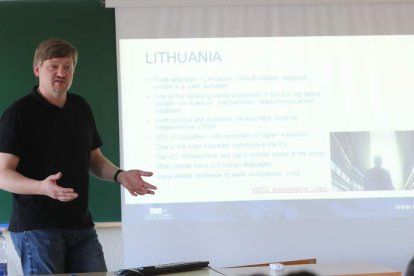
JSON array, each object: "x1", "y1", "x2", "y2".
[
  {"x1": 374, "y1": 155, "x2": 383, "y2": 167},
  {"x1": 33, "y1": 39, "x2": 78, "y2": 100},
  {"x1": 33, "y1": 38, "x2": 78, "y2": 68}
]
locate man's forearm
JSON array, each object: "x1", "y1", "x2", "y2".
[
  {"x1": 89, "y1": 149, "x2": 119, "y2": 182},
  {"x1": 0, "y1": 169, "x2": 42, "y2": 195}
]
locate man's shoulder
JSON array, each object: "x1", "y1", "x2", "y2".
[
  {"x1": 68, "y1": 93, "x2": 91, "y2": 108},
  {"x1": 3, "y1": 92, "x2": 36, "y2": 115}
]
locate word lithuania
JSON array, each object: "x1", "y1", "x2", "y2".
[{"x1": 146, "y1": 51, "x2": 222, "y2": 64}]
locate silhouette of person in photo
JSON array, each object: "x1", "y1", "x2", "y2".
[{"x1": 363, "y1": 155, "x2": 394, "y2": 191}]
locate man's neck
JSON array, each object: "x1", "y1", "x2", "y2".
[{"x1": 37, "y1": 87, "x2": 67, "y2": 108}]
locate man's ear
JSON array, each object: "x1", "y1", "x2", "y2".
[{"x1": 33, "y1": 65, "x2": 40, "y2": 78}]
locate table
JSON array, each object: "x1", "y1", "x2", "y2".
[
  {"x1": 42, "y1": 262, "x2": 401, "y2": 276},
  {"x1": 218, "y1": 262, "x2": 401, "y2": 276}
]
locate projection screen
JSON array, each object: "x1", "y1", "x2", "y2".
[{"x1": 111, "y1": 2, "x2": 414, "y2": 273}]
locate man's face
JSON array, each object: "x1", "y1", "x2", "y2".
[{"x1": 34, "y1": 57, "x2": 75, "y2": 97}]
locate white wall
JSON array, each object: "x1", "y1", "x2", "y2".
[
  {"x1": 4, "y1": 226, "x2": 413, "y2": 275},
  {"x1": 4, "y1": 227, "x2": 123, "y2": 276}
]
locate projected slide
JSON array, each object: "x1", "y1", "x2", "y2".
[{"x1": 119, "y1": 36, "x2": 414, "y2": 205}]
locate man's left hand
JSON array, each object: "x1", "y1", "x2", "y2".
[{"x1": 118, "y1": 170, "x2": 156, "y2": 196}]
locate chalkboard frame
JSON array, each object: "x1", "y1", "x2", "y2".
[{"x1": 0, "y1": 0, "x2": 121, "y2": 225}]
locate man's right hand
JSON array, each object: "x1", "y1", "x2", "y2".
[{"x1": 40, "y1": 172, "x2": 78, "y2": 202}]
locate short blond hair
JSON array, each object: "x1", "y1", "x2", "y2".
[{"x1": 33, "y1": 38, "x2": 78, "y2": 68}]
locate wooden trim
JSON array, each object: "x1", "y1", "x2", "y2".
[
  {"x1": 335, "y1": 273, "x2": 401, "y2": 276},
  {"x1": 227, "y1": 258, "x2": 317, "y2": 268},
  {"x1": 0, "y1": 222, "x2": 121, "y2": 232},
  {"x1": 280, "y1": 258, "x2": 317, "y2": 265},
  {"x1": 95, "y1": 222, "x2": 122, "y2": 228}
]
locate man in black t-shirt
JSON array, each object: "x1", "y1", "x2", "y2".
[{"x1": 0, "y1": 38, "x2": 157, "y2": 275}]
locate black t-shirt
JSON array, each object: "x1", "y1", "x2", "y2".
[{"x1": 0, "y1": 86, "x2": 103, "y2": 232}]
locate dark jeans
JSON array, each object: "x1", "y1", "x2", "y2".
[{"x1": 10, "y1": 227, "x2": 107, "y2": 275}]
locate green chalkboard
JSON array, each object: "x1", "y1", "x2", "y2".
[{"x1": 0, "y1": 0, "x2": 120, "y2": 225}]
